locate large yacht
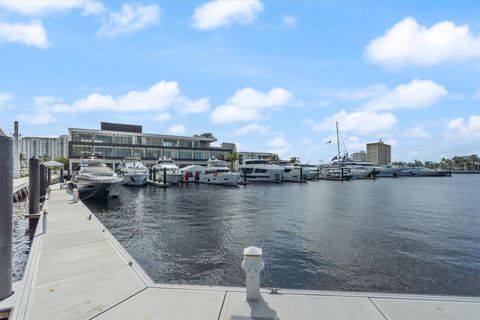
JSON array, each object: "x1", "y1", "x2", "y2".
[
  {"x1": 117, "y1": 157, "x2": 149, "y2": 186},
  {"x1": 398, "y1": 167, "x2": 452, "y2": 177},
  {"x1": 72, "y1": 155, "x2": 123, "y2": 200},
  {"x1": 153, "y1": 157, "x2": 183, "y2": 183},
  {"x1": 273, "y1": 161, "x2": 303, "y2": 181},
  {"x1": 238, "y1": 159, "x2": 284, "y2": 182},
  {"x1": 200, "y1": 159, "x2": 240, "y2": 185}
]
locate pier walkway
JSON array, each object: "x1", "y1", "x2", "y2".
[{"x1": 5, "y1": 184, "x2": 480, "y2": 319}]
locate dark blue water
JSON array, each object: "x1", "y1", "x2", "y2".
[{"x1": 85, "y1": 175, "x2": 480, "y2": 296}]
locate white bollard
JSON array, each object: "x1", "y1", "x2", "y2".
[
  {"x1": 241, "y1": 246, "x2": 264, "y2": 301},
  {"x1": 72, "y1": 188, "x2": 79, "y2": 203},
  {"x1": 42, "y1": 211, "x2": 47, "y2": 233}
]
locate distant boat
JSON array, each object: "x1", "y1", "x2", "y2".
[
  {"x1": 73, "y1": 154, "x2": 122, "y2": 200},
  {"x1": 238, "y1": 159, "x2": 284, "y2": 182},
  {"x1": 398, "y1": 167, "x2": 452, "y2": 177},
  {"x1": 118, "y1": 157, "x2": 149, "y2": 186},
  {"x1": 153, "y1": 157, "x2": 183, "y2": 184},
  {"x1": 201, "y1": 159, "x2": 240, "y2": 185}
]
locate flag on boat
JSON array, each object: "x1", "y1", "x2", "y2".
[
  {"x1": 331, "y1": 156, "x2": 338, "y2": 161},
  {"x1": 326, "y1": 140, "x2": 332, "y2": 144}
]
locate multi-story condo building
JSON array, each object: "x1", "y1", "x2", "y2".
[
  {"x1": 352, "y1": 151, "x2": 367, "y2": 162},
  {"x1": 366, "y1": 140, "x2": 391, "y2": 165},
  {"x1": 68, "y1": 122, "x2": 235, "y2": 171},
  {"x1": 21, "y1": 136, "x2": 67, "y2": 161}
]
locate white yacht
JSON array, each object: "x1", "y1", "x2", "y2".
[
  {"x1": 398, "y1": 167, "x2": 451, "y2": 177},
  {"x1": 153, "y1": 157, "x2": 183, "y2": 184},
  {"x1": 117, "y1": 157, "x2": 149, "y2": 186},
  {"x1": 238, "y1": 159, "x2": 284, "y2": 182},
  {"x1": 72, "y1": 155, "x2": 122, "y2": 200},
  {"x1": 200, "y1": 159, "x2": 240, "y2": 186}
]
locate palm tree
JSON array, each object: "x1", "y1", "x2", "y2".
[{"x1": 228, "y1": 151, "x2": 239, "y2": 171}]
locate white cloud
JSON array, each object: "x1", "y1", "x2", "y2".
[
  {"x1": 17, "y1": 113, "x2": 54, "y2": 124},
  {"x1": 236, "y1": 123, "x2": 269, "y2": 136},
  {"x1": 405, "y1": 126, "x2": 431, "y2": 138},
  {"x1": 445, "y1": 115, "x2": 480, "y2": 138},
  {"x1": 177, "y1": 98, "x2": 210, "y2": 114},
  {"x1": 310, "y1": 110, "x2": 398, "y2": 134},
  {"x1": 364, "y1": 79, "x2": 447, "y2": 111},
  {"x1": 154, "y1": 112, "x2": 171, "y2": 122},
  {"x1": 0, "y1": 20, "x2": 49, "y2": 48},
  {"x1": 0, "y1": 92, "x2": 14, "y2": 108},
  {"x1": 98, "y1": 3, "x2": 160, "y2": 37},
  {"x1": 192, "y1": 0, "x2": 263, "y2": 30},
  {"x1": 210, "y1": 87, "x2": 293, "y2": 123},
  {"x1": 365, "y1": 17, "x2": 480, "y2": 67},
  {"x1": 38, "y1": 81, "x2": 208, "y2": 114},
  {"x1": 168, "y1": 124, "x2": 186, "y2": 135},
  {"x1": 267, "y1": 136, "x2": 291, "y2": 158},
  {"x1": 282, "y1": 15, "x2": 297, "y2": 29},
  {"x1": 335, "y1": 84, "x2": 387, "y2": 100},
  {"x1": 0, "y1": 0, "x2": 105, "y2": 16}
]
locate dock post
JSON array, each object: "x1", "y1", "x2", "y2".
[
  {"x1": 47, "y1": 167, "x2": 51, "y2": 185},
  {"x1": 0, "y1": 128, "x2": 13, "y2": 300},
  {"x1": 243, "y1": 171, "x2": 247, "y2": 183},
  {"x1": 39, "y1": 163, "x2": 46, "y2": 199},
  {"x1": 241, "y1": 246, "x2": 264, "y2": 301},
  {"x1": 149, "y1": 167, "x2": 152, "y2": 181},
  {"x1": 60, "y1": 168, "x2": 64, "y2": 184},
  {"x1": 163, "y1": 167, "x2": 167, "y2": 185},
  {"x1": 153, "y1": 168, "x2": 156, "y2": 182},
  {"x1": 300, "y1": 167, "x2": 303, "y2": 181},
  {"x1": 28, "y1": 157, "x2": 40, "y2": 237}
]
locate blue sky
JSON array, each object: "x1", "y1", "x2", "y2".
[{"x1": 0, "y1": 0, "x2": 479, "y2": 163}]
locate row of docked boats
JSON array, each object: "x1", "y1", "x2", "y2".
[{"x1": 70, "y1": 155, "x2": 451, "y2": 200}]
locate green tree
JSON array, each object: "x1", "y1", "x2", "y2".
[
  {"x1": 228, "y1": 151, "x2": 239, "y2": 171},
  {"x1": 54, "y1": 157, "x2": 69, "y2": 169},
  {"x1": 271, "y1": 153, "x2": 280, "y2": 162},
  {"x1": 19, "y1": 152, "x2": 25, "y2": 161},
  {"x1": 42, "y1": 154, "x2": 51, "y2": 162},
  {"x1": 194, "y1": 132, "x2": 216, "y2": 140}
]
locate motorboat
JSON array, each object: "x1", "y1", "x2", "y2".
[
  {"x1": 72, "y1": 155, "x2": 122, "y2": 200},
  {"x1": 398, "y1": 167, "x2": 452, "y2": 177},
  {"x1": 318, "y1": 166, "x2": 353, "y2": 181},
  {"x1": 238, "y1": 159, "x2": 284, "y2": 182},
  {"x1": 153, "y1": 157, "x2": 183, "y2": 183},
  {"x1": 200, "y1": 159, "x2": 240, "y2": 185},
  {"x1": 181, "y1": 165, "x2": 204, "y2": 182},
  {"x1": 117, "y1": 157, "x2": 149, "y2": 186},
  {"x1": 376, "y1": 165, "x2": 402, "y2": 177},
  {"x1": 301, "y1": 166, "x2": 319, "y2": 180}
]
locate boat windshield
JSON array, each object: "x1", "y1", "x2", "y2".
[
  {"x1": 209, "y1": 160, "x2": 227, "y2": 167},
  {"x1": 243, "y1": 160, "x2": 269, "y2": 165},
  {"x1": 125, "y1": 161, "x2": 145, "y2": 169}
]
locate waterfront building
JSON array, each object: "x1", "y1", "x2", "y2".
[
  {"x1": 238, "y1": 151, "x2": 278, "y2": 164},
  {"x1": 21, "y1": 135, "x2": 68, "y2": 162},
  {"x1": 68, "y1": 122, "x2": 235, "y2": 171},
  {"x1": 366, "y1": 140, "x2": 391, "y2": 165},
  {"x1": 352, "y1": 151, "x2": 367, "y2": 162}
]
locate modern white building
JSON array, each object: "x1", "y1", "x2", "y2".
[
  {"x1": 20, "y1": 135, "x2": 69, "y2": 162},
  {"x1": 366, "y1": 140, "x2": 391, "y2": 165},
  {"x1": 352, "y1": 151, "x2": 367, "y2": 162}
]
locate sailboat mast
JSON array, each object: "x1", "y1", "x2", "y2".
[{"x1": 336, "y1": 121, "x2": 340, "y2": 161}]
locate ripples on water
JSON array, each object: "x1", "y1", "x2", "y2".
[{"x1": 84, "y1": 175, "x2": 480, "y2": 296}]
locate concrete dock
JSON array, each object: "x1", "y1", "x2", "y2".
[{"x1": 2, "y1": 184, "x2": 479, "y2": 319}]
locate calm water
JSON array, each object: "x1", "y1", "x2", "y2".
[{"x1": 84, "y1": 175, "x2": 480, "y2": 296}]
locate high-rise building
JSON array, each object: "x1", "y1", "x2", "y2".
[
  {"x1": 366, "y1": 140, "x2": 391, "y2": 165},
  {"x1": 20, "y1": 135, "x2": 69, "y2": 162},
  {"x1": 352, "y1": 151, "x2": 367, "y2": 162}
]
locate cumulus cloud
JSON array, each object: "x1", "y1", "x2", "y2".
[
  {"x1": 0, "y1": 92, "x2": 14, "y2": 108},
  {"x1": 365, "y1": 17, "x2": 480, "y2": 67},
  {"x1": 0, "y1": 0, "x2": 105, "y2": 16},
  {"x1": 192, "y1": 0, "x2": 263, "y2": 30},
  {"x1": 36, "y1": 81, "x2": 208, "y2": 115},
  {"x1": 154, "y1": 112, "x2": 171, "y2": 122},
  {"x1": 267, "y1": 136, "x2": 291, "y2": 158},
  {"x1": 300, "y1": 138, "x2": 312, "y2": 145},
  {"x1": 445, "y1": 115, "x2": 480, "y2": 138},
  {"x1": 309, "y1": 110, "x2": 397, "y2": 134},
  {"x1": 177, "y1": 98, "x2": 210, "y2": 114},
  {"x1": 168, "y1": 124, "x2": 186, "y2": 135},
  {"x1": 405, "y1": 126, "x2": 431, "y2": 138},
  {"x1": 364, "y1": 79, "x2": 447, "y2": 111},
  {"x1": 210, "y1": 87, "x2": 293, "y2": 123},
  {"x1": 236, "y1": 123, "x2": 269, "y2": 136},
  {"x1": 98, "y1": 3, "x2": 160, "y2": 37},
  {"x1": 17, "y1": 113, "x2": 55, "y2": 124},
  {"x1": 282, "y1": 15, "x2": 297, "y2": 29},
  {"x1": 0, "y1": 20, "x2": 49, "y2": 48}
]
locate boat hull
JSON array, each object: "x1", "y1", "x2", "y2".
[
  {"x1": 77, "y1": 181, "x2": 121, "y2": 200},
  {"x1": 122, "y1": 173, "x2": 148, "y2": 186},
  {"x1": 200, "y1": 173, "x2": 240, "y2": 186}
]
